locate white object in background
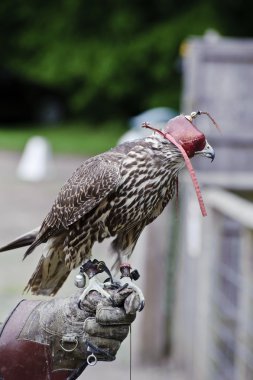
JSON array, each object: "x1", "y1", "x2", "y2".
[
  {"x1": 118, "y1": 107, "x2": 176, "y2": 145},
  {"x1": 17, "y1": 136, "x2": 53, "y2": 182}
]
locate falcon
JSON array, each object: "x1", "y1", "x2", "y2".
[{"x1": 0, "y1": 112, "x2": 215, "y2": 308}]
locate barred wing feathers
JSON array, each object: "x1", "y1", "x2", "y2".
[{"x1": 24, "y1": 153, "x2": 123, "y2": 258}]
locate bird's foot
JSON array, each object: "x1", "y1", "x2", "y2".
[
  {"x1": 118, "y1": 263, "x2": 145, "y2": 312},
  {"x1": 118, "y1": 277, "x2": 145, "y2": 311},
  {"x1": 78, "y1": 276, "x2": 113, "y2": 309},
  {"x1": 82, "y1": 259, "x2": 114, "y2": 283},
  {"x1": 76, "y1": 259, "x2": 115, "y2": 309}
]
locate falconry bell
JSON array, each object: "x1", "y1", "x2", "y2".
[{"x1": 74, "y1": 273, "x2": 86, "y2": 288}]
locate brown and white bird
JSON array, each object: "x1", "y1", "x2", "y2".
[{"x1": 0, "y1": 112, "x2": 215, "y2": 305}]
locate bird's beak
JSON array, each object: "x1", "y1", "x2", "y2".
[{"x1": 195, "y1": 141, "x2": 215, "y2": 162}]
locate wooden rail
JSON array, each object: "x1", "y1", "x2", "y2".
[{"x1": 204, "y1": 188, "x2": 253, "y2": 229}]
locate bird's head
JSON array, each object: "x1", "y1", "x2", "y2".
[
  {"x1": 162, "y1": 111, "x2": 216, "y2": 161},
  {"x1": 142, "y1": 111, "x2": 220, "y2": 217}
]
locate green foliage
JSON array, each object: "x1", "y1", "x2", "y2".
[
  {"x1": 212, "y1": 0, "x2": 253, "y2": 36},
  {"x1": 0, "y1": 121, "x2": 126, "y2": 155},
  {"x1": 0, "y1": 1, "x2": 221, "y2": 121}
]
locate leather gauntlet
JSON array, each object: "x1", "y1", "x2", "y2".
[{"x1": 0, "y1": 285, "x2": 139, "y2": 380}]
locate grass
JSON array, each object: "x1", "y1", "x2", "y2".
[{"x1": 0, "y1": 120, "x2": 127, "y2": 155}]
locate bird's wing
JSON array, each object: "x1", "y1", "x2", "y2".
[{"x1": 40, "y1": 153, "x2": 123, "y2": 235}]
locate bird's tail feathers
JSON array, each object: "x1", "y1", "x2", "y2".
[
  {"x1": 0, "y1": 227, "x2": 40, "y2": 253},
  {"x1": 24, "y1": 238, "x2": 70, "y2": 296},
  {"x1": 23, "y1": 238, "x2": 43, "y2": 260}
]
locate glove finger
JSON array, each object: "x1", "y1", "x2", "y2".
[
  {"x1": 96, "y1": 305, "x2": 136, "y2": 325},
  {"x1": 80, "y1": 287, "x2": 134, "y2": 311},
  {"x1": 85, "y1": 336, "x2": 121, "y2": 360},
  {"x1": 84, "y1": 317, "x2": 129, "y2": 341},
  {"x1": 79, "y1": 290, "x2": 104, "y2": 313},
  {"x1": 111, "y1": 287, "x2": 134, "y2": 306},
  {"x1": 124, "y1": 292, "x2": 141, "y2": 314}
]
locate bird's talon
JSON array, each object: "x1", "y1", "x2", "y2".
[
  {"x1": 116, "y1": 283, "x2": 129, "y2": 293},
  {"x1": 138, "y1": 300, "x2": 145, "y2": 312},
  {"x1": 110, "y1": 297, "x2": 116, "y2": 307},
  {"x1": 118, "y1": 276, "x2": 145, "y2": 312},
  {"x1": 78, "y1": 275, "x2": 113, "y2": 307}
]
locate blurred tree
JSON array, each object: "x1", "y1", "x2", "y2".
[
  {"x1": 212, "y1": 0, "x2": 253, "y2": 37},
  {"x1": 0, "y1": 0, "x2": 222, "y2": 121}
]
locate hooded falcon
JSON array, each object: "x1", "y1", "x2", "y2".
[{"x1": 0, "y1": 112, "x2": 215, "y2": 299}]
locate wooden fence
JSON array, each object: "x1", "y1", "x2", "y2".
[{"x1": 173, "y1": 186, "x2": 253, "y2": 380}]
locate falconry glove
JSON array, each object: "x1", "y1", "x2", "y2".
[{"x1": 0, "y1": 285, "x2": 138, "y2": 380}]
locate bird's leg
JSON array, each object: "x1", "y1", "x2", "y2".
[
  {"x1": 118, "y1": 263, "x2": 145, "y2": 311},
  {"x1": 76, "y1": 259, "x2": 114, "y2": 309}
]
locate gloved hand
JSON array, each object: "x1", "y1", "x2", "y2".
[
  {"x1": 0, "y1": 280, "x2": 141, "y2": 380},
  {"x1": 79, "y1": 286, "x2": 137, "y2": 366}
]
